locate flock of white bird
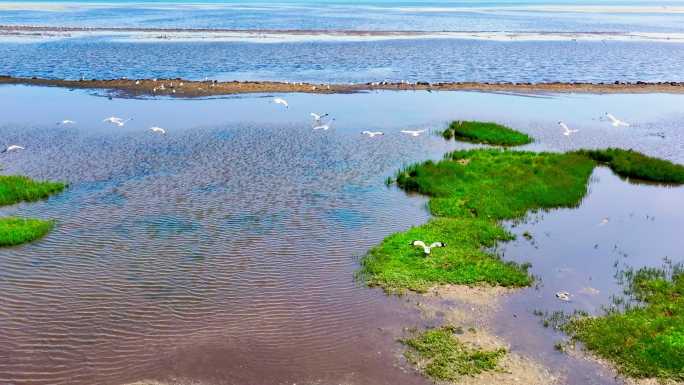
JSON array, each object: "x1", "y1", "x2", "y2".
[
  {"x1": 1, "y1": 95, "x2": 630, "y2": 155},
  {"x1": 559, "y1": 112, "x2": 630, "y2": 137}
]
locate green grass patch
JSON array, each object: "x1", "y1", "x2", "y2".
[
  {"x1": 563, "y1": 263, "x2": 684, "y2": 381},
  {"x1": 0, "y1": 175, "x2": 66, "y2": 247},
  {"x1": 442, "y1": 121, "x2": 532, "y2": 147},
  {"x1": 575, "y1": 148, "x2": 684, "y2": 184},
  {"x1": 361, "y1": 149, "x2": 594, "y2": 292},
  {"x1": 402, "y1": 326, "x2": 506, "y2": 381},
  {"x1": 0, "y1": 217, "x2": 55, "y2": 246},
  {"x1": 0, "y1": 175, "x2": 66, "y2": 206}
]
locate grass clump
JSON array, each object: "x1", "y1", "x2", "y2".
[
  {"x1": 575, "y1": 148, "x2": 684, "y2": 184},
  {"x1": 361, "y1": 149, "x2": 595, "y2": 292},
  {"x1": 403, "y1": 326, "x2": 506, "y2": 381},
  {"x1": 361, "y1": 217, "x2": 530, "y2": 293},
  {"x1": 0, "y1": 175, "x2": 66, "y2": 205},
  {"x1": 0, "y1": 175, "x2": 66, "y2": 246},
  {"x1": 563, "y1": 263, "x2": 684, "y2": 381},
  {"x1": 0, "y1": 217, "x2": 55, "y2": 246},
  {"x1": 442, "y1": 121, "x2": 532, "y2": 147}
]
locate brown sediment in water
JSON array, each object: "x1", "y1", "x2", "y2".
[
  {"x1": 414, "y1": 284, "x2": 560, "y2": 385},
  {"x1": 1, "y1": 76, "x2": 684, "y2": 98}
]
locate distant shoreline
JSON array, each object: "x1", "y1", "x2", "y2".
[{"x1": 1, "y1": 76, "x2": 684, "y2": 97}]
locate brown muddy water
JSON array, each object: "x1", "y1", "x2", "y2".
[{"x1": 0, "y1": 86, "x2": 682, "y2": 385}]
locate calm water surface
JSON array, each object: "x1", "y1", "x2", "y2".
[{"x1": 0, "y1": 86, "x2": 682, "y2": 385}]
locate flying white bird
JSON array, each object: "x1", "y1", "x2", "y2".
[
  {"x1": 401, "y1": 129, "x2": 426, "y2": 137},
  {"x1": 362, "y1": 131, "x2": 384, "y2": 138},
  {"x1": 606, "y1": 113, "x2": 629, "y2": 127},
  {"x1": 149, "y1": 126, "x2": 166, "y2": 135},
  {"x1": 313, "y1": 118, "x2": 334, "y2": 131},
  {"x1": 57, "y1": 119, "x2": 76, "y2": 125},
  {"x1": 103, "y1": 116, "x2": 132, "y2": 127},
  {"x1": 273, "y1": 97, "x2": 289, "y2": 108},
  {"x1": 310, "y1": 112, "x2": 328, "y2": 123},
  {"x1": 411, "y1": 240, "x2": 445, "y2": 255},
  {"x1": 559, "y1": 121, "x2": 578, "y2": 136},
  {"x1": 2, "y1": 145, "x2": 24, "y2": 153}
]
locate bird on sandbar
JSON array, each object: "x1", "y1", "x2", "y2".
[
  {"x1": 605, "y1": 113, "x2": 629, "y2": 127},
  {"x1": 362, "y1": 131, "x2": 384, "y2": 138},
  {"x1": 2, "y1": 145, "x2": 25, "y2": 153},
  {"x1": 149, "y1": 126, "x2": 166, "y2": 135},
  {"x1": 401, "y1": 129, "x2": 426, "y2": 137},
  {"x1": 273, "y1": 97, "x2": 289, "y2": 108},
  {"x1": 410, "y1": 240, "x2": 445, "y2": 255},
  {"x1": 559, "y1": 121, "x2": 578, "y2": 136}
]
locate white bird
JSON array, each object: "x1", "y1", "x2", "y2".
[
  {"x1": 103, "y1": 116, "x2": 132, "y2": 127},
  {"x1": 2, "y1": 145, "x2": 24, "y2": 153},
  {"x1": 362, "y1": 131, "x2": 384, "y2": 138},
  {"x1": 411, "y1": 240, "x2": 445, "y2": 255},
  {"x1": 57, "y1": 119, "x2": 76, "y2": 125},
  {"x1": 599, "y1": 217, "x2": 610, "y2": 226},
  {"x1": 313, "y1": 118, "x2": 334, "y2": 131},
  {"x1": 555, "y1": 291, "x2": 571, "y2": 302},
  {"x1": 273, "y1": 97, "x2": 289, "y2": 108},
  {"x1": 559, "y1": 121, "x2": 578, "y2": 136},
  {"x1": 401, "y1": 129, "x2": 426, "y2": 137},
  {"x1": 310, "y1": 112, "x2": 328, "y2": 123},
  {"x1": 606, "y1": 113, "x2": 629, "y2": 127},
  {"x1": 149, "y1": 126, "x2": 166, "y2": 135}
]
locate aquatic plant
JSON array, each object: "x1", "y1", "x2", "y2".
[
  {"x1": 0, "y1": 217, "x2": 55, "y2": 247},
  {"x1": 442, "y1": 121, "x2": 532, "y2": 146},
  {"x1": 0, "y1": 175, "x2": 66, "y2": 206},
  {"x1": 0, "y1": 175, "x2": 66, "y2": 246},
  {"x1": 563, "y1": 262, "x2": 684, "y2": 381},
  {"x1": 575, "y1": 148, "x2": 684, "y2": 184},
  {"x1": 361, "y1": 148, "x2": 594, "y2": 292},
  {"x1": 402, "y1": 326, "x2": 506, "y2": 381}
]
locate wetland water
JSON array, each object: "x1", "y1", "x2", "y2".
[{"x1": 0, "y1": 86, "x2": 683, "y2": 385}]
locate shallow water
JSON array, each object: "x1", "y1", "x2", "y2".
[
  {"x1": 2, "y1": 0, "x2": 684, "y2": 83},
  {"x1": 0, "y1": 86, "x2": 683, "y2": 385}
]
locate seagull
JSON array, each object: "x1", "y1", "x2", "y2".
[
  {"x1": 599, "y1": 217, "x2": 610, "y2": 226},
  {"x1": 57, "y1": 119, "x2": 76, "y2": 125},
  {"x1": 555, "y1": 291, "x2": 571, "y2": 302},
  {"x1": 401, "y1": 129, "x2": 426, "y2": 137},
  {"x1": 362, "y1": 131, "x2": 384, "y2": 138},
  {"x1": 559, "y1": 121, "x2": 578, "y2": 136},
  {"x1": 149, "y1": 126, "x2": 166, "y2": 135},
  {"x1": 310, "y1": 112, "x2": 328, "y2": 123},
  {"x1": 313, "y1": 118, "x2": 334, "y2": 131},
  {"x1": 606, "y1": 113, "x2": 629, "y2": 127},
  {"x1": 103, "y1": 116, "x2": 132, "y2": 127},
  {"x1": 273, "y1": 97, "x2": 289, "y2": 108},
  {"x1": 410, "y1": 240, "x2": 445, "y2": 255},
  {"x1": 2, "y1": 145, "x2": 24, "y2": 153}
]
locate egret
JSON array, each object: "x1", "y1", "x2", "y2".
[
  {"x1": 273, "y1": 97, "x2": 289, "y2": 108},
  {"x1": 606, "y1": 113, "x2": 629, "y2": 127},
  {"x1": 401, "y1": 129, "x2": 426, "y2": 137},
  {"x1": 362, "y1": 131, "x2": 384, "y2": 138},
  {"x1": 559, "y1": 121, "x2": 578, "y2": 136},
  {"x1": 410, "y1": 240, "x2": 445, "y2": 255},
  {"x1": 2, "y1": 145, "x2": 24, "y2": 153}
]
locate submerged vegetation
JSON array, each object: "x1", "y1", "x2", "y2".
[
  {"x1": 563, "y1": 263, "x2": 684, "y2": 382},
  {"x1": 0, "y1": 175, "x2": 66, "y2": 246},
  {"x1": 361, "y1": 121, "x2": 684, "y2": 294},
  {"x1": 402, "y1": 326, "x2": 506, "y2": 381},
  {"x1": 441, "y1": 121, "x2": 532, "y2": 146}
]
